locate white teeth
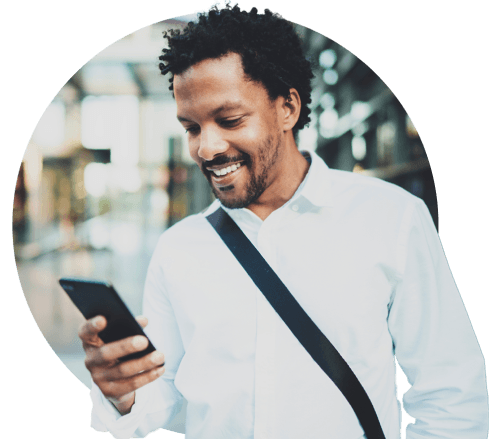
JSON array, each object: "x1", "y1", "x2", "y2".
[{"x1": 212, "y1": 163, "x2": 242, "y2": 177}]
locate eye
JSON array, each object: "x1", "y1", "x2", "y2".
[
  {"x1": 220, "y1": 117, "x2": 243, "y2": 128},
  {"x1": 185, "y1": 125, "x2": 200, "y2": 135}
]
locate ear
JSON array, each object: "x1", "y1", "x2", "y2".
[{"x1": 279, "y1": 88, "x2": 301, "y2": 133}]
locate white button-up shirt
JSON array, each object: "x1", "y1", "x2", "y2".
[{"x1": 90, "y1": 151, "x2": 488, "y2": 439}]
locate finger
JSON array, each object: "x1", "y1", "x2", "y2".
[
  {"x1": 78, "y1": 316, "x2": 107, "y2": 344},
  {"x1": 94, "y1": 351, "x2": 165, "y2": 382},
  {"x1": 99, "y1": 365, "x2": 166, "y2": 401},
  {"x1": 136, "y1": 316, "x2": 148, "y2": 328},
  {"x1": 93, "y1": 335, "x2": 149, "y2": 365}
]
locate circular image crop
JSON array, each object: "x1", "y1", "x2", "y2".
[{"x1": 15, "y1": 4, "x2": 487, "y2": 439}]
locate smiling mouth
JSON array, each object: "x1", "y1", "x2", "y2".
[
  {"x1": 205, "y1": 161, "x2": 245, "y2": 188},
  {"x1": 209, "y1": 162, "x2": 242, "y2": 176}
]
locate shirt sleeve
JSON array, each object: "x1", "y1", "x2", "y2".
[
  {"x1": 90, "y1": 238, "x2": 186, "y2": 439},
  {"x1": 388, "y1": 198, "x2": 488, "y2": 438}
]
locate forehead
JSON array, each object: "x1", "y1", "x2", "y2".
[{"x1": 173, "y1": 53, "x2": 270, "y2": 118}]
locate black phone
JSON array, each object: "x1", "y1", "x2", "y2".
[{"x1": 59, "y1": 277, "x2": 157, "y2": 362}]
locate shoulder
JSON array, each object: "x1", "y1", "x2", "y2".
[
  {"x1": 312, "y1": 166, "x2": 426, "y2": 246},
  {"x1": 152, "y1": 201, "x2": 220, "y2": 259},
  {"x1": 307, "y1": 151, "x2": 419, "y2": 212},
  {"x1": 146, "y1": 201, "x2": 230, "y2": 284},
  {"x1": 322, "y1": 166, "x2": 419, "y2": 211}
]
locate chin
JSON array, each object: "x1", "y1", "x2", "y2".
[
  {"x1": 208, "y1": 169, "x2": 267, "y2": 209},
  {"x1": 209, "y1": 184, "x2": 250, "y2": 209},
  {"x1": 215, "y1": 192, "x2": 251, "y2": 209}
]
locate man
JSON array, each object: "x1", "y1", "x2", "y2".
[{"x1": 79, "y1": 5, "x2": 488, "y2": 439}]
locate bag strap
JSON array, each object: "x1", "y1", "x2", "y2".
[{"x1": 206, "y1": 207, "x2": 386, "y2": 439}]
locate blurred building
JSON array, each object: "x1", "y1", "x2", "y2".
[
  {"x1": 296, "y1": 25, "x2": 438, "y2": 229},
  {"x1": 13, "y1": 14, "x2": 438, "y2": 407}
]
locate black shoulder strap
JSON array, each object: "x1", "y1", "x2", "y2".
[{"x1": 206, "y1": 207, "x2": 386, "y2": 439}]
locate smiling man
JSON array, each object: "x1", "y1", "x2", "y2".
[{"x1": 80, "y1": 5, "x2": 488, "y2": 439}]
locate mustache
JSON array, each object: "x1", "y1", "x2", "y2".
[{"x1": 202, "y1": 153, "x2": 251, "y2": 170}]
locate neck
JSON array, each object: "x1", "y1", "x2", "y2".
[{"x1": 247, "y1": 145, "x2": 310, "y2": 221}]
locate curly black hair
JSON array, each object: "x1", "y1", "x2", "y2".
[{"x1": 158, "y1": 4, "x2": 314, "y2": 136}]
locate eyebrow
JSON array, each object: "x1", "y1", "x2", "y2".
[{"x1": 177, "y1": 101, "x2": 245, "y2": 123}]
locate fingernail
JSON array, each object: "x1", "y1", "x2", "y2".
[
  {"x1": 152, "y1": 351, "x2": 164, "y2": 363},
  {"x1": 133, "y1": 336, "x2": 148, "y2": 349},
  {"x1": 92, "y1": 317, "x2": 102, "y2": 327}
]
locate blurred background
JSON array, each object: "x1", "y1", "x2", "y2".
[{"x1": 12, "y1": 12, "x2": 437, "y2": 432}]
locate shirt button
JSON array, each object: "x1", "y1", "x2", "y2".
[{"x1": 291, "y1": 204, "x2": 299, "y2": 212}]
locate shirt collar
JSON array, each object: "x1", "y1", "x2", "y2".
[{"x1": 298, "y1": 150, "x2": 334, "y2": 208}]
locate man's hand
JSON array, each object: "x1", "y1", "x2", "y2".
[{"x1": 79, "y1": 315, "x2": 166, "y2": 415}]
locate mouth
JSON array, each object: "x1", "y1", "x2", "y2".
[{"x1": 205, "y1": 161, "x2": 245, "y2": 188}]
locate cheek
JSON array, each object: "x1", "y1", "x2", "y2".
[
  {"x1": 237, "y1": 120, "x2": 271, "y2": 147},
  {"x1": 188, "y1": 140, "x2": 200, "y2": 162},
  {"x1": 188, "y1": 143, "x2": 207, "y2": 173}
]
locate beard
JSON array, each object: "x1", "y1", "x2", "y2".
[{"x1": 201, "y1": 132, "x2": 281, "y2": 209}]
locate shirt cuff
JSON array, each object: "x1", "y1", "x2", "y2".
[
  {"x1": 90, "y1": 378, "x2": 184, "y2": 439},
  {"x1": 90, "y1": 380, "x2": 155, "y2": 439}
]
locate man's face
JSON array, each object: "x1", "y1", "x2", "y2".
[{"x1": 173, "y1": 53, "x2": 285, "y2": 209}]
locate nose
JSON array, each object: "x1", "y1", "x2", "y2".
[{"x1": 196, "y1": 125, "x2": 229, "y2": 161}]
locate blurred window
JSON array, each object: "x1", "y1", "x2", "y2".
[{"x1": 81, "y1": 95, "x2": 139, "y2": 166}]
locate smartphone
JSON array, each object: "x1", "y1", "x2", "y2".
[{"x1": 59, "y1": 277, "x2": 157, "y2": 362}]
